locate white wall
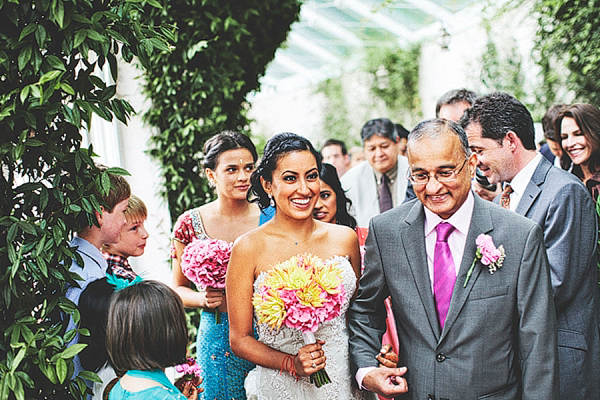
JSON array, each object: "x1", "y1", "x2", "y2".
[{"x1": 84, "y1": 60, "x2": 173, "y2": 285}]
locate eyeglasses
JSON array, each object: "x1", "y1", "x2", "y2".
[{"x1": 407, "y1": 158, "x2": 469, "y2": 185}]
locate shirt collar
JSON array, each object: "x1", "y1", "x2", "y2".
[
  {"x1": 508, "y1": 153, "x2": 542, "y2": 196},
  {"x1": 373, "y1": 159, "x2": 399, "y2": 184},
  {"x1": 424, "y1": 191, "x2": 475, "y2": 237}
]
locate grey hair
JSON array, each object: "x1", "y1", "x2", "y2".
[{"x1": 408, "y1": 118, "x2": 472, "y2": 158}]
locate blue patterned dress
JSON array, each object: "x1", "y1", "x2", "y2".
[{"x1": 172, "y1": 208, "x2": 271, "y2": 399}]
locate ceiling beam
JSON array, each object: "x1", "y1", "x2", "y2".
[
  {"x1": 403, "y1": 0, "x2": 454, "y2": 26},
  {"x1": 288, "y1": 30, "x2": 340, "y2": 65},
  {"x1": 272, "y1": 52, "x2": 315, "y2": 79},
  {"x1": 300, "y1": 5, "x2": 364, "y2": 48},
  {"x1": 339, "y1": 0, "x2": 413, "y2": 41}
]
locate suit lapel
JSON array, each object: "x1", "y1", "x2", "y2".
[
  {"x1": 515, "y1": 157, "x2": 551, "y2": 216},
  {"x1": 402, "y1": 202, "x2": 442, "y2": 340},
  {"x1": 439, "y1": 196, "x2": 494, "y2": 343}
]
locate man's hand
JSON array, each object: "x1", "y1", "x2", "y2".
[{"x1": 363, "y1": 366, "x2": 408, "y2": 397}]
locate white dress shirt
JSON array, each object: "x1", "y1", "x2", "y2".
[
  {"x1": 423, "y1": 191, "x2": 475, "y2": 291},
  {"x1": 505, "y1": 153, "x2": 542, "y2": 212},
  {"x1": 356, "y1": 191, "x2": 475, "y2": 389}
]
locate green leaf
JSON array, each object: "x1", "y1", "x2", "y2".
[
  {"x1": 146, "y1": 0, "x2": 162, "y2": 8},
  {"x1": 60, "y1": 343, "x2": 86, "y2": 359},
  {"x1": 60, "y1": 82, "x2": 75, "y2": 95},
  {"x1": 46, "y1": 55, "x2": 66, "y2": 71},
  {"x1": 100, "y1": 171, "x2": 111, "y2": 196},
  {"x1": 17, "y1": 46, "x2": 32, "y2": 71},
  {"x1": 78, "y1": 370, "x2": 102, "y2": 383},
  {"x1": 87, "y1": 29, "x2": 108, "y2": 42},
  {"x1": 74, "y1": 30, "x2": 87, "y2": 48},
  {"x1": 53, "y1": 0, "x2": 65, "y2": 29},
  {"x1": 10, "y1": 347, "x2": 26, "y2": 374},
  {"x1": 56, "y1": 358, "x2": 67, "y2": 384},
  {"x1": 39, "y1": 70, "x2": 63, "y2": 85},
  {"x1": 19, "y1": 24, "x2": 37, "y2": 41},
  {"x1": 106, "y1": 167, "x2": 130, "y2": 176},
  {"x1": 16, "y1": 221, "x2": 35, "y2": 235},
  {"x1": 0, "y1": 375, "x2": 9, "y2": 400},
  {"x1": 34, "y1": 24, "x2": 47, "y2": 46},
  {"x1": 105, "y1": 28, "x2": 127, "y2": 43},
  {"x1": 20, "y1": 86, "x2": 32, "y2": 105}
]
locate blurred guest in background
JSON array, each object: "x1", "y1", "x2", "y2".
[
  {"x1": 321, "y1": 139, "x2": 350, "y2": 177},
  {"x1": 341, "y1": 118, "x2": 411, "y2": 227},
  {"x1": 540, "y1": 104, "x2": 567, "y2": 167},
  {"x1": 436, "y1": 88, "x2": 478, "y2": 122}
]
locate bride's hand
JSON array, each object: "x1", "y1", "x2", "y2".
[
  {"x1": 294, "y1": 339, "x2": 326, "y2": 377},
  {"x1": 203, "y1": 287, "x2": 224, "y2": 309},
  {"x1": 376, "y1": 344, "x2": 398, "y2": 368}
]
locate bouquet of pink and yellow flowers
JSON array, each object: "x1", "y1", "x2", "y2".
[
  {"x1": 252, "y1": 253, "x2": 346, "y2": 387},
  {"x1": 181, "y1": 238, "x2": 231, "y2": 323}
]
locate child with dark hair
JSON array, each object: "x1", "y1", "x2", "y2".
[
  {"x1": 79, "y1": 278, "x2": 117, "y2": 400},
  {"x1": 106, "y1": 280, "x2": 198, "y2": 399}
]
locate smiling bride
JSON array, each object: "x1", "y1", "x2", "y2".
[{"x1": 225, "y1": 132, "x2": 376, "y2": 400}]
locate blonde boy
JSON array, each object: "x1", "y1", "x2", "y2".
[{"x1": 102, "y1": 194, "x2": 149, "y2": 280}]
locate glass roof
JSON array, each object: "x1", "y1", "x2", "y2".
[{"x1": 257, "y1": 0, "x2": 483, "y2": 95}]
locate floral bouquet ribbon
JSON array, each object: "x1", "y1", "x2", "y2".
[
  {"x1": 181, "y1": 238, "x2": 232, "y2": 323},
  {"x1": 252, "y1": 253, "x2": 346, "y2": 387}
]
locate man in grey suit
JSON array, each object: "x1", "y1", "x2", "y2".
[
  {"x1": 348, "y1": 118, "x2": 558, "y2": 399},
  {"x1": 341, "y1": 118, "x2": 412, "y2": 227},
  {"x1": 461, "y1": 92, "x2": 600, "y2": 399}
]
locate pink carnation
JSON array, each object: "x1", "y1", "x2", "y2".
[
  {"x1": 475, "y1": 234, "x2": 502, "y2": 266},
  {"x1": 180, "y1": 238, "x2": 231, "y2": 289}
]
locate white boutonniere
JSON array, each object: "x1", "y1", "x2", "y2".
[{"x1": 463, "y1": 234, "x2": 506, "y2": 287}]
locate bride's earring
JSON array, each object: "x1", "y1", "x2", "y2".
[{"x1": 268, "y1": 194, "x2": 275, "y2": 207}]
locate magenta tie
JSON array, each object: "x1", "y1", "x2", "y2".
[{"x1": 434, "y1": 222, "x2": 456, "y2": 330}]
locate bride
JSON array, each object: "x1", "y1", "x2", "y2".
[{"x1": 226, "y1": 132, "x2": 376, "y2": 399}]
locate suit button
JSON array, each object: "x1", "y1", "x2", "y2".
[
  {"x1": 427, "y1": 395, "x2": 435, "y2": 400},
  {"x1": 436, "y1": 352, "x2": 446, "y2": 362}
]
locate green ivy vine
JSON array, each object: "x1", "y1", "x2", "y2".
[{"x1": 140, "y1": 0, "x2": 302, "y2": 223}]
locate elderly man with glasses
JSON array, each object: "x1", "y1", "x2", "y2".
[{"x1": 348, "y1": 118, "x2": 558, "y2": 400}]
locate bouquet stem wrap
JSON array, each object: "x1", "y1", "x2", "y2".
[{"x1": 302, "y1": 332, "x2": 331, "y2": 387}]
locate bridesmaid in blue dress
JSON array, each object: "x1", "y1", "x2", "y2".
[
  {"x1": 171, "y1": 131, "x2": 270, "y2": 399},
  {"x1": 106, "y1": 280, "x2": 198, "y2": 399}
]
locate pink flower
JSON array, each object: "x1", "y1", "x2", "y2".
[
  {"x1": 464, "y1": 234, "x2": 506, "y2": 287},
  {"x1": 475, "y1": 234, "x2": 502, "y2": 266},
  {"x1": 180, "y1": 238, "x2": 231, "y2": 289}
]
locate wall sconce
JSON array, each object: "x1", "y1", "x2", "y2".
[{"x1": 439, "y1": 26, "x2": 450, "y2": 51}]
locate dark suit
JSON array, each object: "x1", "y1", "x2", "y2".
[
  {"x1": 513, "y1": 156, "x2": 600, "y2": 399},
  {"x1": 348, "y1": 195, "x2": 558, "y2": 399}
]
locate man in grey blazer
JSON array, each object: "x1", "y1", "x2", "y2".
[
  {"x1": 462, "y1": 92, "x2": 600, "y2": 399},
  {"x1": 341, "y1": 118, "x2": 411, "y2": 227},
  {"x1": 348, "y1": 118, "x2": 558, "y2": 399}
]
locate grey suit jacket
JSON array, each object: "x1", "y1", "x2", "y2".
[
  {"x1": 512, "y1": 156, "x2": 600, "y2": 399},
  {"x1": 341, "y1": 156, "x2": 409, "y2": 227},
  {"x1": 348, "y1": 195, "x2": 558, "y2": 400}
]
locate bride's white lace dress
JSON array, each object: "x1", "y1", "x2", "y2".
[{"x1": 245, "y1": 255, "x2": 376, "y2": 400}]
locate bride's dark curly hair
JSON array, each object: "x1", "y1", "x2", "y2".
[{"x1": 249, "y1": 132, "x2": 322, "y2": 209}]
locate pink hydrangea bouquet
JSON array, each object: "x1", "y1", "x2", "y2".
[
  {"x1": 174, "y1": 358, "x2": 202, "y2": 392},
  {"x1": 181, "y1": 238, "x2": 231, "y2": 323},
  {"x1": 252, "y1": 253, "x2": 346, "y2": 387},
  {"x1": 463, "y1": 234, "x2": 506, "y2": 287}
]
